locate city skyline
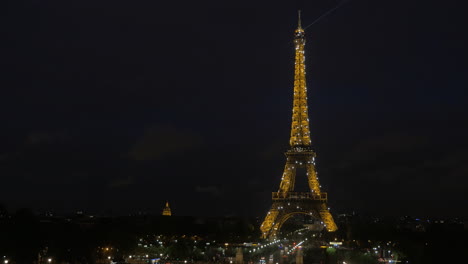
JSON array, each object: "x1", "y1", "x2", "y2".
[{"x1": 1, "y1": 0, "x2": 467, "y2": 218}]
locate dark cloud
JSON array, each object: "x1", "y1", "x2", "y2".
[
  {"x1": 195, "y1": 185, "x2": 222, "y2": 196},
  {"x1": 129, "y1": 125, "x2": 202, "y2": 160},
  {"x1": 336, "y1": 132, "x2": 428, "y2": 169},
  {"x1": 25, "y1": 131, "x2": 69, "y2": 145},
  {"x1": 325, "y1": 131, "x2": 468, "y2": 217},
  {"x1": 108, "y1": 176, "x2": 135, "y2": 189}
]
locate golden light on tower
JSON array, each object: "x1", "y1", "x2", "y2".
[
  {"x1": 162, "y1": 201, "x2": 172, "y2": 216},
  {"x1": 289, "y1": 10, "x2": 311, "y2": 148},
  {"x1": 260, "y1": 11, "x2": 337, "y2": 239}
]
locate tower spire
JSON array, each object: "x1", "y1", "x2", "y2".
[{"x1": 298, "y1": 10, "x2": 302, "y2": 29}]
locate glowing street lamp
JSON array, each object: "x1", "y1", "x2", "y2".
[{"x1": 47, "y1": 259, "x2": 52, "y2": 263}]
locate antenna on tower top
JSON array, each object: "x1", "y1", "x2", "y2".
[{"x1": 298, "y1": 10, "x2": 302, "y2": 29}]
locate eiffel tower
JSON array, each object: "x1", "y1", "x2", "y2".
[{"x1": 260, "y1": 12, "x2": 338, "y2": 239}]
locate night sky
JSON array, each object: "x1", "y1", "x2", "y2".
[{"x1": 1, "y1": 0, "x2": 467, "y2": 218}]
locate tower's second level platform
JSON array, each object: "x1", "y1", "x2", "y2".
[{"x1": 272, "y1": 192, "x2": 327, "y2": 201}]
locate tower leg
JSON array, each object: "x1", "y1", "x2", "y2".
[
  {"x1": 319, "y1": 204, "x2": 338, "y2": 232},
  {"x1": 278, "y1": 162, "x2": 297, "y2": 193},
  {"x1": 260, "y1": 208, "x2": 279, "y2": 239},
  {"x1": 306, "y1": 163, "x2": 321, "y2": 195}
]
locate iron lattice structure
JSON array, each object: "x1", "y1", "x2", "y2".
[{"x1": 260, "y1": 13, "x2": 338, "y2": 239}]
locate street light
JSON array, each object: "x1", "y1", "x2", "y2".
[
  {"x1": 47, "y1": 259, "x2": 52, "y2": 263},
  {"x1": 4, "y1": 260, "x2": 9, "y2": 264}
]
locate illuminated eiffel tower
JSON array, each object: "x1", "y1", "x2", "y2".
[{"x1": 260, "y1": 12, "x2": 337, "y2": 239}]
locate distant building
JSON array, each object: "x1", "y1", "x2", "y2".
[{"x1": 162, "y1": 201, "x2": 171, "y2": 216}]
